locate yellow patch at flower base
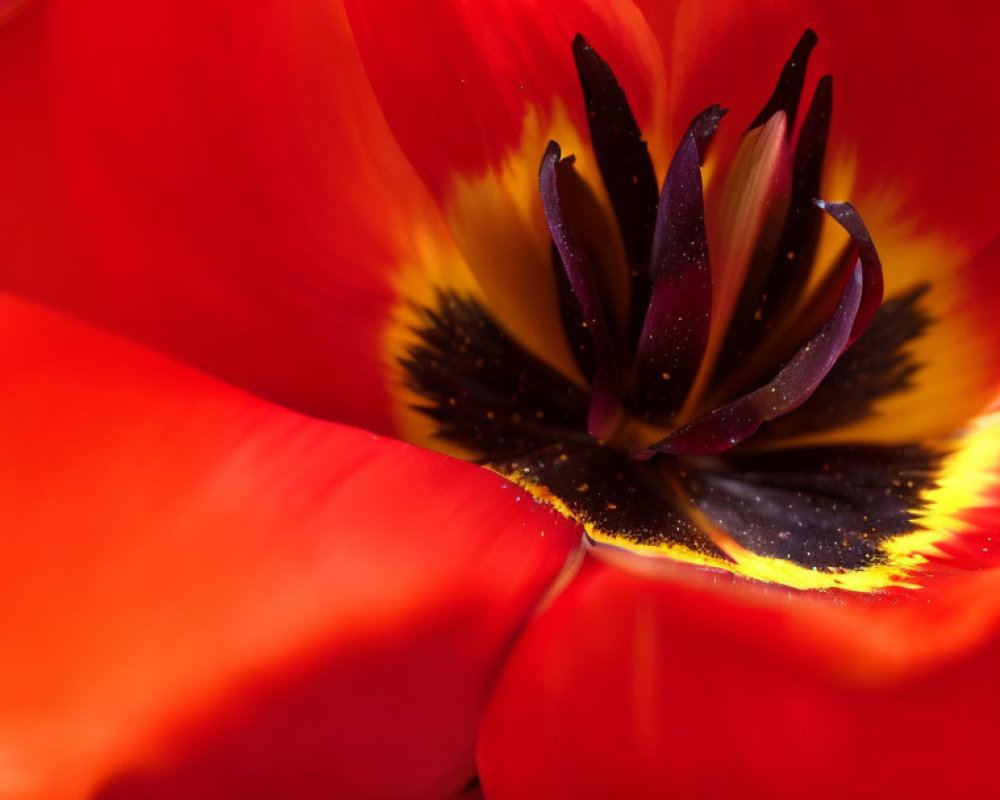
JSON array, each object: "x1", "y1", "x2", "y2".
[
  {"x1": 383, "y1": 216, "x2": 482, "y2": 460},
  {"x1": 783, "y1": 151, "x2": 998, "y2": 448},
  {"x1": 386, "y1": 103, "x2": 605, "y2": 455}
]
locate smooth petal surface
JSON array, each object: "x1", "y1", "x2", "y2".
[
  {"x1": 479, "y1": 554, "x2": 1000, "y2": 800},
  {"x1": 345, "y1": 0, "x2": 666, "y2": 199},
  {"x1": 0, "y1": 0, "x2": 459, "y2": 434},
  {"x1": 0, "y1": 296, "x2": 579, "y2": 800}
]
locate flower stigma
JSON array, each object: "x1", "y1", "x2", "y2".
[{"x1": 401, "y1": 30, "x2": 958, "y2": 592}]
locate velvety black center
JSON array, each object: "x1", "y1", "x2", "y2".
[
  {"x1": 402, "y1": 31, "x2": 940, "y2": 573},
  {"x1": 404, "y1": 290, "x2": 937, "y2": 571}
]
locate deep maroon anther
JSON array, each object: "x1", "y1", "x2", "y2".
[
  {"x1": 747, "y1": 28, "x2": 818, "y2": 134},
  {"x1": 539, "y1": 141, "x2": 620, "y2": 439},
  {"x1": 686, "y1": 104, "x2": 728, "y2": 161},
  {"x1": 763, "y1": 74, "x2": 833, "y2": 309},
  {"x1": 635, "y1": 107, "x2": 724, "y2": 417},
  {"x1": 816, "y1": 200, "x2": 885, "y2": 344},
  {"x1": 643, "y1": 262, "x2": 864, "y2": 456},
  {"x1": 721, "y1": 74, "x2": 833, "y2": 375},
  {"x1": 551, "y1": 242, "x2": 596, "y2": 379},
  {"x1": 572, "y1": 34, "x2": 659, "y2": 344}
]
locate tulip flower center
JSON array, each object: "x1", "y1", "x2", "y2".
[{"x1": 402, "y1": 31, "x2": 943, "y2": 590}]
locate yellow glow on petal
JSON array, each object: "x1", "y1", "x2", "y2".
[
  {"x1": 444, "y1": 104, "x2": 612, "y2": 382},
  {"x1": 913, "y1": 410, "x2": 1000, "y2": 543},
  {"x1": 383, "y1": 218, "x2": 482, "y2": 458},
  {"x1": 843, "y1": 214, "x2": 991, "y2": 442},
  {"x1": 707, "y1": 112, "x2": 789, "y2": 328},
  {"x1": 385, "y1": 104, "x2": 617, "y2": 453},
  {"x1": 807, "y1": 150, "x2": 858, "y2": 295},
  {"x1": 779, "y1": 149, "x2": 994, "y2": 448}
]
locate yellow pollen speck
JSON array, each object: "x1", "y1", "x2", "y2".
[
  {"x1": 661, "y1": 372, "x2": 671, "y2": 380},
  {"x1": 559, "y1": 453, "x2": 569, "y2": 462},
  {"x1": 486, "y1": 410, "x2": 495, "y2": 420},
  {"x1": 575, "y1": 483, "x2": 589, "y2": 492}
]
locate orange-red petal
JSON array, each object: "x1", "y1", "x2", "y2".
[
  {"x1": 479, "y1": 553, "x2": 1000, "y2": 799},
  {"x1": 344, "y1": 0, "x2": 667, "y2": 200},
  {"x1": 0, "y1": 295, "x2": 579, "y2": 799},
  {"x1": 0, "y1": 0, "x2": 452, "y2": 435}
]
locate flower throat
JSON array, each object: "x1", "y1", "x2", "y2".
[{"x1": 402, "y1": 31, "x2": 939, "y2": 589}]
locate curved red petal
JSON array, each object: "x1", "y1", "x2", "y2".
[
  {"x1": 480, "y1": 555, "x2": 1000, "y2": 799},
  {"x1": 0, "y1": 295, "x2": 579, "y2": 799},
  {"x1": 961, "y1": 234, "x2": 1000, "y2": 386},
  {"x1": 344, "y1": 0, "x2": 666, "y2": 200},
  {"x1": 0, "y1": 0, "x2": 451, "y2": 434}
]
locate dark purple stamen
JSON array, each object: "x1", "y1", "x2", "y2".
[
  {"x1": 539, "y1": 30, "x2": 887, "y2": 456},
  {"x1": 539, "y1": 141, "x2": 620, "y2": 438},
  {"x1": 551, "y1": 242, "x2": 596, "y2": 379},
  {"x1": 642, "y1": 262, "x2": 864, "y2": 456},
  {"x1": 764, "y1": 74, "x2": 833, "y2": 305},
  {"x1": 686, "y1": 103, "x2": 728, "y2": 162},
  {"x1": 572, "y1": 33, "x2": 659, "y2": 343},
  {"x1": 635, "y1": 107, "x2": 724, "y2": 417},
  {"x1": 816, "y1": 200, "x2": 885, "y2": 344},
  {"x1": 715, "y1": 73, "x2": 833, "y2": 381},
  {"x1": 746, "y1": 28, "x2": 818, "y2": 134}
]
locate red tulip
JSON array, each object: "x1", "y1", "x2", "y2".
[{"x1": 1, "y1": 1, "x2": 999, "y2": 798}]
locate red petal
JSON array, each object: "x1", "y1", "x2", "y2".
[
  {"x1": 344, "y1": 0, "x2": 667, "y2": 200},
  {"x1": 479, "y1": 555, "x2": 1000, "y2": 799},
  {"x1": 0, "y1": 0, "x2": 453, "y2": 434},
  {"x1": 0, "y1": 295, "x2": 579, "y2": 799}
]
